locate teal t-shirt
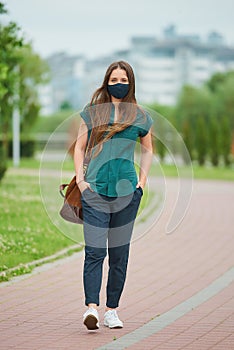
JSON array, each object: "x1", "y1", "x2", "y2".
[{"x1": 80, "y1": 104, "x2": 153, "y2": 197}]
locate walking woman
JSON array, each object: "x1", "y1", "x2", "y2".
[{"x1": 74, "y1": 61, "x2": 153, "y2": 330}]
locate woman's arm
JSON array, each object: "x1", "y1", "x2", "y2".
[
  {"x1": 73, "y1": 119, "x2": 93, "y2": 192},
  {"x1": 137, "y1": 128, "x2": 153, "y2": 189}
]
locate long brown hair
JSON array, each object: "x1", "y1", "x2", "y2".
[{"x1": 87, "y1": 61, "x2": 140, "y2": 157}]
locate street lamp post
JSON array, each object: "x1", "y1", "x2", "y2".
[
  {"x1": 13, "y1": 104, "x2": 20, "y2": 167},
  {"x1": 12, "y1": 66, "x2": 20, "y2": 167}
]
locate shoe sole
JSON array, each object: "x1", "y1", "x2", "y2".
[
  {"x1": 84, "y1": 315, "x2": 99, "y2": 330},
  {"x1": 104, "y1": 323, "x2": 123, "y2": 329}
]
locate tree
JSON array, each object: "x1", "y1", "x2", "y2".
[
  {"x1": 206, "y1": 72, "x2": 227, "y2": 93},
  {"x1": 207, "y1": 71, "x2": 234, "y2": 166},
  {"x1": 0, "y1": 2, "x2": 24, "y2": 179},
  {"x1": 195, "y1": 116, "x2": 208, "y2": 165},
  {"x1": 220, "y1": 116, "x2": 232, "y2": 166},
  {"x1": 175, "y1": 85, "x2": 211, "y2": 127},
  {"x1": 148, "y1": 103, "x2": 175, "y2": 162},
  {"x1": 17, "y1": 45, "x2": 49, "y2": 134},
  {"x1": 181, "y1": 119, "x2": 194, "y2": 161},
  {"x1": 0, "y1": 3, "x2": 24, "y2": 152},
  {"x1": 209, "y1": 116, "x2": 220, "y2": 167},
  {"x1": 208, "y1": 71, "x2": 234, "y2": 130},
  {"x1": 0, "y1": 2, "x2": 49, "y2": 181},
  {"x1": 174, "y1": 85, "x2": 211, "y2": 162},
  {"x1": 60, "y1": 100, "x2": 72, "y2": 110}
]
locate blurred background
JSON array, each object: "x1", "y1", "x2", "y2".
[{"x1": 0, "y1": 0, "x2": 233, "y2": 281}]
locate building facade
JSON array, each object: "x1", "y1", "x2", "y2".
[{"x1": 39, "y1": 27, "x2": 234, "y2": 114}]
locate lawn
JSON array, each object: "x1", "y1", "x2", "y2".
[
  {"x1": 0, "y1": 172, "x2": 84, "y2": 282},
  {"x1": 149, "y1": 163, "x2": 234, "y2": 181}
]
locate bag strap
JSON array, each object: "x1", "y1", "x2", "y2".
[{"x1": 59, "y1": 183, "x2": 68, "y2": 198}]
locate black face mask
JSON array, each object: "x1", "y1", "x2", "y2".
[{"x1": 107, "y1": 83, "x2": 129, "y2": 99}]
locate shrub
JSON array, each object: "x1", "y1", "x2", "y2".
[
  {"x1": 0, "y1": 143, "x2": 7, "y2": 181},
  {"x1": 0, "y1": 137, "x2": 36, "y2": 158}
]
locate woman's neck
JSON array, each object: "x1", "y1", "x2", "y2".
[{"x1": 111, "y1": 96, "x2": 122, "y2": 104}]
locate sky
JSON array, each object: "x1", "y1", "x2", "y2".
[{"x1": 4, "y1": 0, "x2": 234, "y2": 59}]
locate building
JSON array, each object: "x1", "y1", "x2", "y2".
[
  {"x1": 39, "y1": 52, "x2": 86, "y2": 115},
  {"x1": 129, "y1": 26, "x2": 234, "y2": 105},
  {"x1": 39, "y1": 26, "x2": 234, "y2": 113}
]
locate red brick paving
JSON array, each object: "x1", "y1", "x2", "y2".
[{"x1": 0, "y1": 179, "x2": 233, "y2": 350}]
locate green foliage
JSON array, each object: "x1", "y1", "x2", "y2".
[
  {"x1": 207, "y1": 71, "x2": 234, "y2": 128},
  {"x1": 18, "y1": 45, "x2": 49, "y2": 133},
  {"x1": 173, "y1": 71, "x2": 234, "y2": 167},
  {"x1": 174, "y1": 85, "x2": 213, "y2": 164},
  {"x1": 0, "y1": 142, "x2": 7, "y2": 180},
  {"x1": 0, "y1": 2, "x2": 24, "y2": 179},
  {"x1": 60, "y1": 100, "x2": 73, "y2": 110},
  {"x1": 0, "y1": 63, "x2": 8, "y2": 99},
  {"x1": 156, "y1": 139, "x2": 166, "y2": 161},
  {"x1": 33, "y1": 109, "x2": 76, "y2": 133},
  {"x1": 5, "y1": 138, "x2": 36, "y2": 158},
  {"x1": 195, "y1": 116, "x2": 208, "y2": 166},
  {"x1": 147, "y1": 103, "x2": 175, "y2": 161},
  {"x1": 0, "y1": 2, "x2": 49, "y2": 183},
  {"x1": 209, "y1": 116, "x2": 220, "y2": 166},
  {"x1": 220, "y1": 116, "x2": 232, "y2": 166},
  {"x1": 206, "y1": 72, "x2": 228, "y2": 93},
  {"x1": 175, "y1": 85, "x2": 211, "y2": 127},
  {"x1": 181, "y1": 120, "x2": 195, "y2": 162},
  {"x1": 147, "y1": 103, "x2": 175, "y2": 122},
  {"x1": 155, "y1": 114, "x2": 167, "y2": 161}
]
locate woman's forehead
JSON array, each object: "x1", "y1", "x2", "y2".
[{"x1": 110, "y1": 68, "x2": 127, "y2": 77}]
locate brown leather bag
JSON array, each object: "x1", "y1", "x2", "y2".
[{"x1": 59, "y1": 175, "x2": 83, "y2": 224}]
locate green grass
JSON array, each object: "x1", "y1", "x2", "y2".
[
  {"x1": 149, "y1": 163, "x2": 234, "y2": 181},
  {"x1": 33, "y1": 109, "x2": 76, "y2": 133},
  {"x1": 0, "y1": 173, "x2": 83, "y2": 282},
  {"x1": 9, "y1": 158, "x2": 234, "y2": 181},
  {"x1": 7, "y1": 158, "x2": 41, "y2": 169}
]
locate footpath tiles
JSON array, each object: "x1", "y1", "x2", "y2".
[{"x1": 0, "y1": 178, "x2": 233, "y2": 350}]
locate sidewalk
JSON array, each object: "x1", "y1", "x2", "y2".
[{"x1": 0, "y1": 178, "x2": 233, "y2": 350}]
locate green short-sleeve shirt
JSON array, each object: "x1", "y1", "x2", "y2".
[{"x1": 80, "y1": 104, "x2": 153, "y2": 197}]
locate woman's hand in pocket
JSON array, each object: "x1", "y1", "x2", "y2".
[
  {"x1": 77, "y1": 180, "x2": 93, "y2": 193},
  {"x1": 136, "y1": 181, "x2": 145, "y2": 189}
]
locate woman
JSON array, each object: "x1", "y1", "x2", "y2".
[{"x1": 74, "y1": 61, "x2": 153, "y2": 330}]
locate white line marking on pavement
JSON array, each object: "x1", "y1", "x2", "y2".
[{"x1": 96, "y1": 266, "x2": 234, "y2": 350}]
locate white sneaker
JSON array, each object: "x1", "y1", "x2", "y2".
[
  {"x1": 104, "y1": 309, "x2": 123, "y2": 329},
  {"x1": 83, "y1": 307, "x2": 99, "y2": 330}
]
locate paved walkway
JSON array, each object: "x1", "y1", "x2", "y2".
[{"x1": 0, "y1": 178, "x2": 234, "y2": 350}]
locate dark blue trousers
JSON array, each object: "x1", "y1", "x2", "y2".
[{"x1": 81, "y1": 187, "x2": 143, "y2": 308}]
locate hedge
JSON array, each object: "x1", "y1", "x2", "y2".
[{"x1": 0, "y1": 138, "x2": 35, "y2": 158}]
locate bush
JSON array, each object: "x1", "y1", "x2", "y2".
[
  {"x1": 220, "y1": 116, "x2": 232, "y2": 166},
  {"x1": 33, "y1": 110, "x2": 75, "y2": 133},
  {"x1": 195, "y1": 116, "x2": 208, "y2": 166},
  {"x1": 209, "y1": 116, "x2": 220, "y2": 167},
  {"x1": 0, "y1": 143, "x2": 7, "y2": 181},
  {"x1": 0, "y1": 138, "x2": 36, "y2": 158}
]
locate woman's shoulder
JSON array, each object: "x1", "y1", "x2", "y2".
[
  {"x1": 134, "y1": 106, "x2": 153, "y2": 137},
  {"x1": 81, "y1": 103, "x2": 91, "y2": 114},
  {"x1": 80, "y1": 103, "x2": 92, "y2": 124},
  {"x1": 136, "y1": 106, "x2": 153, "y2": 124}
]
